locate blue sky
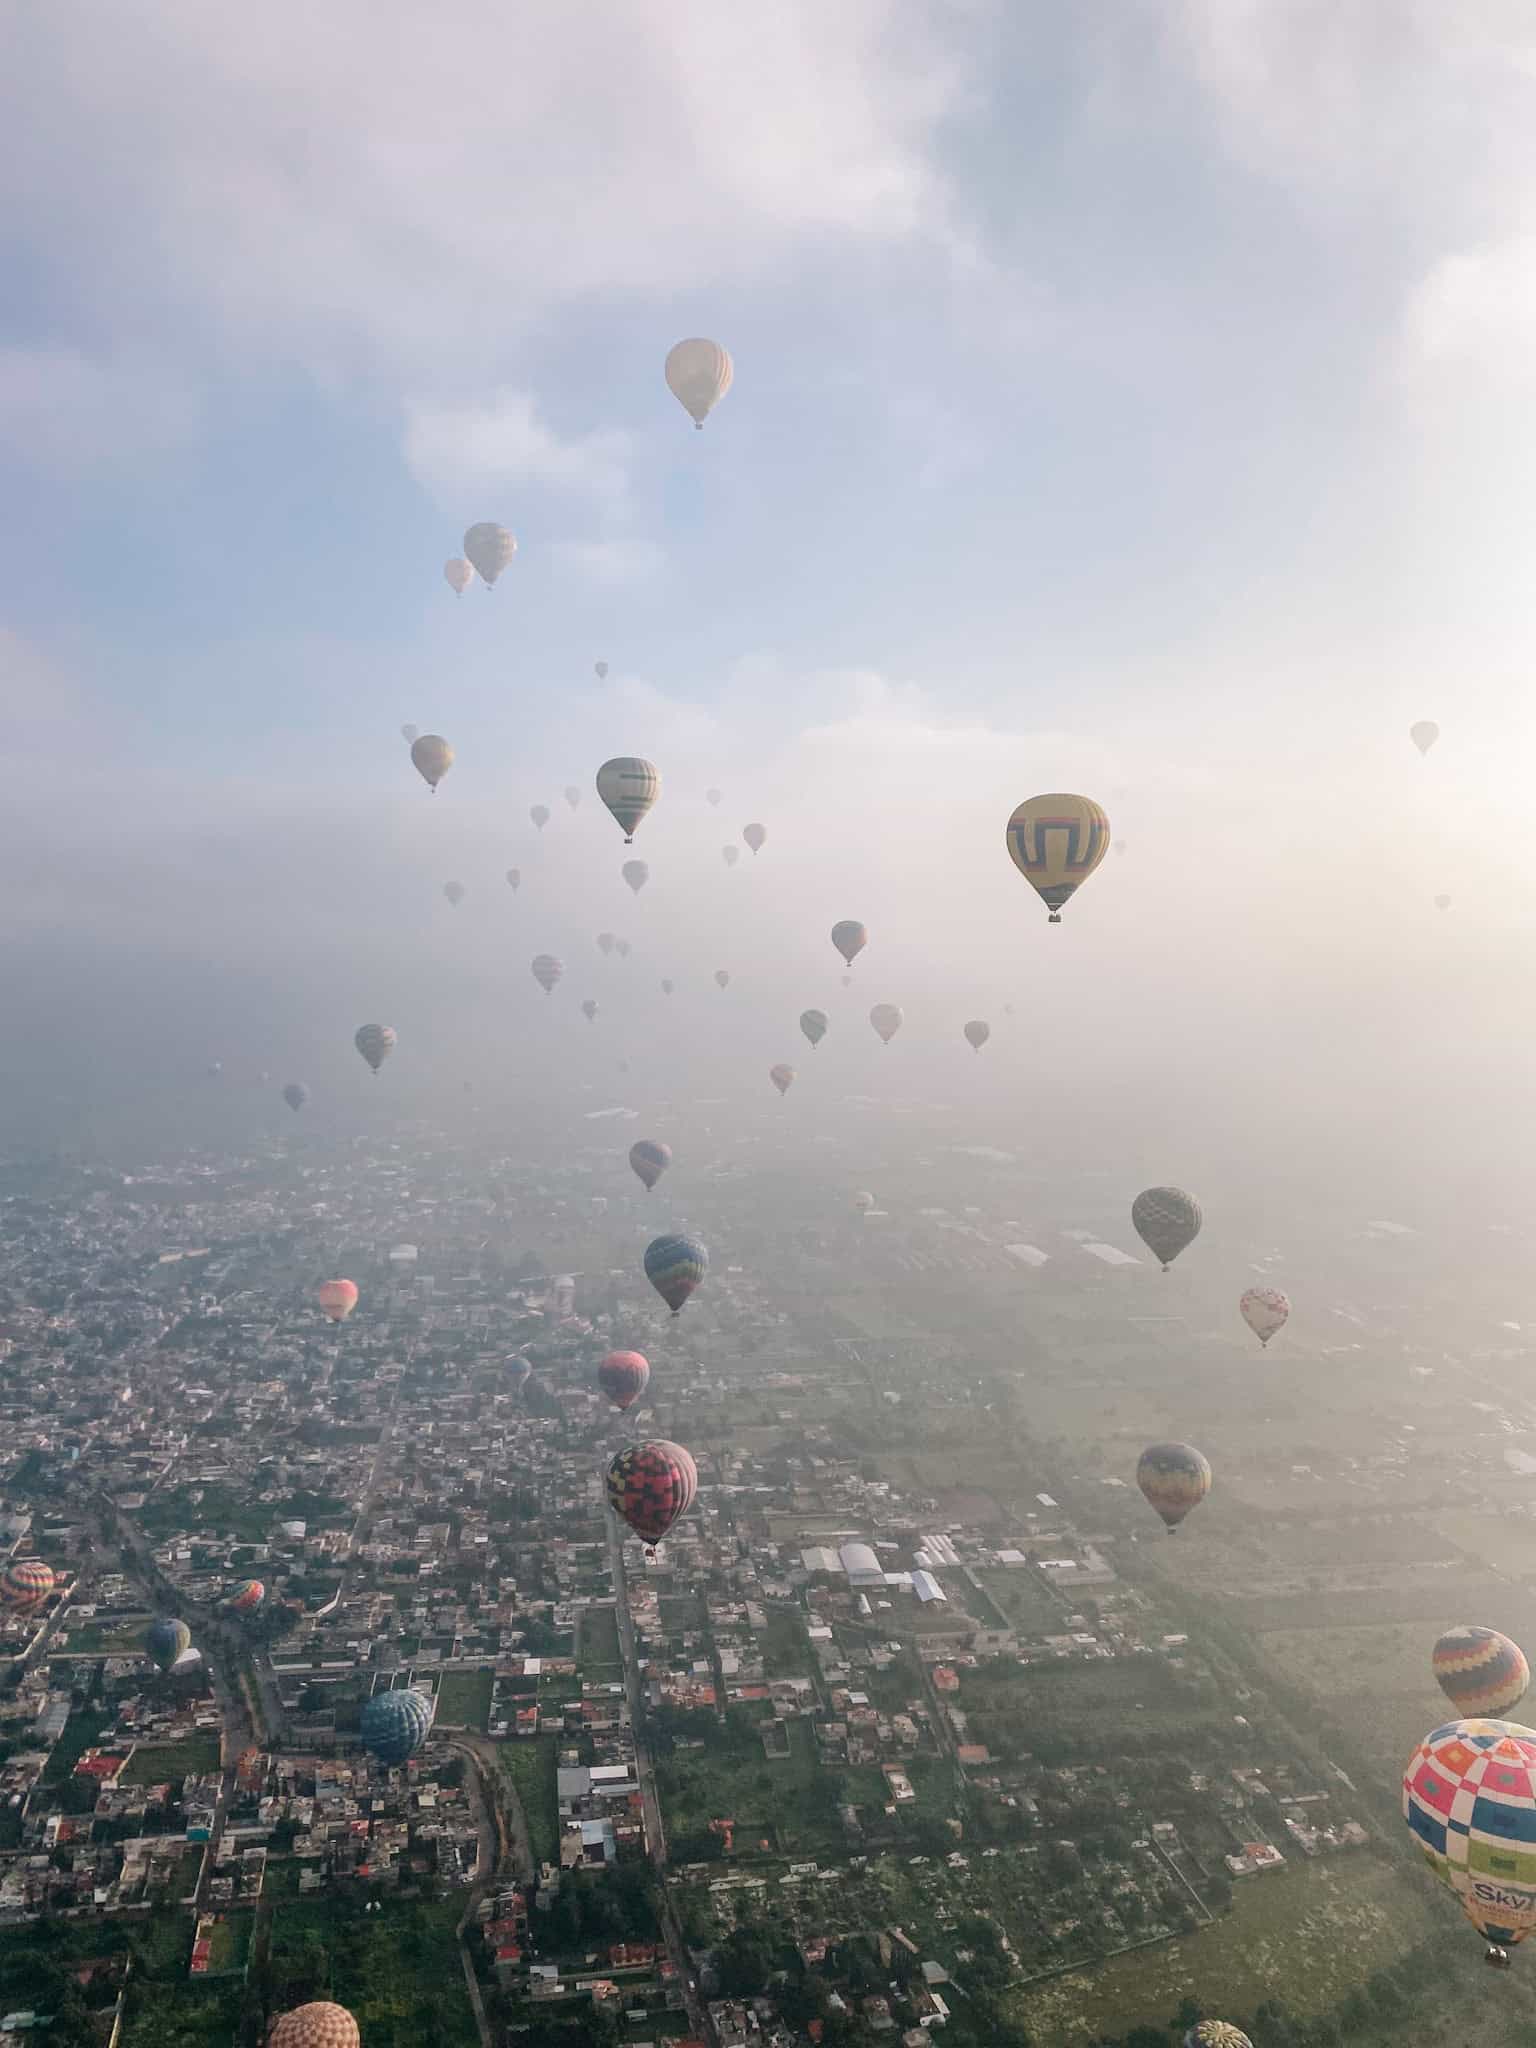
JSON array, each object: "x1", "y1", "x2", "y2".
[{"x1": 7, "y1": 3, "x2": 1536, "y2": 1161}]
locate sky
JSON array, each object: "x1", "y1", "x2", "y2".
[{"x1": 6, "y1": 2, "x2": 1536, "y2": 1196}]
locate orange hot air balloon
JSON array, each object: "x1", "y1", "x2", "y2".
[{"x1": 316, "y1": 1280, "x2": 358, "y2": 1323}]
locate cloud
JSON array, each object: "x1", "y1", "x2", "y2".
[
  {"x1": 1398, "y1": 236, "x2": 1536, "y2": 382},
  {"x1": 7, "y1": 2, "x2": 981, "y2": 386},
  {"x1": 549, "y1": 536, "x2": 665, "y2": 589},
  {"x1": 401, "y1": 389, "x2": 632, "y2": 504},
  {"x1": 0, "y1": 348, "x2": 201, "y2": 473}
]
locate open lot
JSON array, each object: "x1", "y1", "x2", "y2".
[
  {"x1": 435, "y1": 1668, "x2": 492, "y2": 1731},
  {"x1": 500, "y1": 1734, "x2": 559, "y2": 1865},
  {"x1": 268, "y1": 1894, "x2": 478, "y2": 2048},
  {"x1": 580, "y1": 1603, "x2": 622, "y2": 1669},
  {"x1": 122, "y1": 1730, "x2": 222, "y2": 1784}
]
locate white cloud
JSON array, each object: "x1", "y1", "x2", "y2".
[
  {"x1": 0, "y1": 348, "x2": 201, "y2": 472},
  {"x1": 6, "y1": 2, "x2": 981, "y2": 385},
  {"x1": 1398, "y1": 236, "x2": 1536, "y2": 381},
  {"x1": 402, "y1": 389, "x2": 632, "y2": 504},
  {"x1": 548, "y1": 536, "x2": 665, "y2": 589}
]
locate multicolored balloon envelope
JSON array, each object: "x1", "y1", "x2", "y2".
[
  {"x1": 629, "y1": 1139, "x2": 671, "y2": 1192},
  {"x1": 1004, "y1": 793, "x2": 1110, "y2": 922},
  {"x1": 1239, "y1": 1285, "x2": 1289, "y2": 1346},
  {"x1": 1136, "y1": 1443, "x2": 1211, "y2": 1530},
  {"x1": 665, "y1": 338, "x2": 733, "y2": 428},
  {"x1": 1404, "y1": 1718, "x2": 1536, "y2": 1955},
  {"x1": 410, "y1": 735, "x2": 453, "y2": 791},
  {"x1": 769, "y1": 1063, "x2": 796, "y2": 1096},
  {"x1": 607, "y1": 1440, "x2": 698, "y2": 1544},
  {"x1": 598, "y1": 1351, "x2": 650, "y2": 1411},
  {"x1": 146, "y1": 1618, "x2": 192, "y2": 1672},
  {"x1": 227, "y1": 1579, "x2": 265, "y2": 1614},
  {"x1": 1132, "y1": 1186, "x2": 1203, "y2": 1269},
  {"x1": 361, "y1": 1687, "x2": 433, "y2": 1763},
  {"x1": 271, "y1": 2003, "x2": 361, "y2": 2048},
  {"x1": 0, "y1": 1559, "x2": 53, "y2": 1611},
  {"x1": 1434, "y1": 1628, "x2": 1531, "y2": 1719},
  {"x1": 1185, "y1": 2027, "x2": 1252, "y2": 2048},
  {"x1": 644, "y1": 1233, "x2": 708, "y2": 1313},
  {"x1": 354, "y1": 1023, "x2": 396, "y2": 1073}
]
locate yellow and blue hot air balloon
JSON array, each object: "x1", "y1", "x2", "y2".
[
  {"x1": 1136, "y1": 1443, "x2": 1210, "y2": 1531},
  {"x1": 1005, "y1": 794, "x2": 1109, "y2": 923},
  {"x1": 1404, "y1": 1718, "x2": 1536, "y2": 1963}
]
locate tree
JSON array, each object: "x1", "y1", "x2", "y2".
[{"x1": 717, "y1": 1924, "x2": 778, "y2": 1998}]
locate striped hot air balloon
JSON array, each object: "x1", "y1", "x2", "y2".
[
  {"x1": 271, "y1": 2004, "x2": 361, "y2": 2048},
  {"x1": 665, "y1": 339, "x2": 733, "y2": 428},
  {"x1": 0, "y1": 1559, "x2": 54, "y2": 1612},
  {"x1": 1404, "y1": 1717, "x2": 1536, "y2": 1959},
  {"x1": 1434, "y1": 1628, "x2": 1531, "y2": 1719},
  {"x1": 1005, "y1": 793, "x2": 1109, "y2": 922},
  {"x1": 226, "y1": 1579, "x2": 265, "y2": 1615},
  {"x1": 644, "y1": 1233, "x2": 707, "y2": 1314},
  {"x1": 1136, "y1": 1443, "x2": 1210, "y2": 1531},
  {"x1": 596, "y1": 758, "x2": 661, "y2": 843},
  {"x1": 629, "y1": 1140, "x2": 671, "y2": 1192},
  {"x1": 598, "y1": 1351, "x2": 650, "y2": 1411},
  {"x1": 607, "y1": 1440, "x2": 698, "y2": 1545}
]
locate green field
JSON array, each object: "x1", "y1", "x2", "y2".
[
  {"x1": 266, "y1": 1895, "x2": 478, "y2": 2048},
  {"x1": 123, "y1": 1730, "x2": 222, "y2": 1785},
  {"x1": 499, "y1": 1734, "x2": 560, "y2": 1865},
  {"x1": 60, "y1": 1614, "x2": 153, "y2": 1654},
  {"x1": 435, "y1": 1669, "x2": 493, "y2": 1731},
  {"x1": 972, "y1": 1566, "x2": 1068, "y2": 1633},
  {"x1": 580, "y1": 1604, "x2": 622, "y2": 1667},
  {"x1": 122, "y1": 1980, "x2": 244, "y2": 2046}
]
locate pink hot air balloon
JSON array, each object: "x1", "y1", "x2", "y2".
[
  {"x1": 1239, "y1": 1286, "x2": 1290, "y2": 1348},
  {"x1": 316, "y1": 1280, "x2": 358, "y2": 1323},
  {"x1": 598, "y1": 1350, "x2": 650, "y2": 1411},
  {"x1": 443, "y1": 558, "x2": 473, "y2": 596}
]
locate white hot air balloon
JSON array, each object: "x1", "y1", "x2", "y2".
[
  {"x1": 594, "y1": 661, "x2": 609, "y2": 681},
  {"x1": 1410, "y1": 720, "x2": 1439, "y2": 755},
  {"x1": 665, "y1": 339, "x2": 733, "y2": 429},
  {"x1": 463, "y1": 523, "x2": 516, "y2": 587},
  {"x1": 1240, "y1": 1286, "x2": 1289, "y2": 1348},
  {"x1": 596, "y1": 758, "x2": 660, "y2": 843},
  {"x1": 401, "y1": 723, "x2": 419, "y2": 744},
  {"x1": 443, "y1": 558, "x2": 473, "y2": 596}
]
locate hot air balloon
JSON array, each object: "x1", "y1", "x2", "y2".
[
  {"x1": 715, "y1": 970, "x2": 730, "y2": 990},
  {"x1": 1132, "y1": 1187, "x2": 1202, "y2": 1269},
  {"x1": 443, "y1": 557, "x2": 473, "y2": 596},
  {"x1": 769, "y1": 1063, "x2": 795, "y2": 1097},
  {"x1": 508, "y1": 1356, "x2": 532, "y2": 1394},
  {"x1": 661, "y1": 979, "x2": 675, "y2": 996},
  {"x1": 800, "y1": 1009, "x2": 828, "y2": 1050},
  {"x1": 706, "y1": 788, "x2": 722, "y2": 807},
  {"x1": 1435, "y1": 894, "x2": 1452, "y2": 911},
  {"x1": 597, "y1": 932, "x2": 616, "y2": 956},
  {"x1": 644, "y1": 1233, "x2": 708, "y2": 1314},
  {"x1": 1404, "y1": 1717, "x2": 1536, "y2": 1962},
  {"x1": 854, "y1": 1191, "x2": 876, "y2": 1212},
  {"x1": 629, "y1": 1139, "x2": 671, "y2": 1192},
  {"x1": 361, "y1": 1687, "x2": 433, "y2": 1763},
  {"x1": 531, "y1": 954, "x2": 563, "y2": 995},
  {"x1": 1239, "y1": 1286, "x2": 1289, "y2": 1347},
  {"x1": 271, "y1": 2004, "x2": 361, "y2": 2048},
  {"x1": 1411, "y1": 721, "x2": 1440, "y2": 755},
  {"x1": 282, "y1": 1083, "x2": 309, "y2": 1113},
  {"x1": 963, "y1": 1020, "x2": 990, "y2": 1052},
  {"x1": 1433, "y1": 1629, "x2": 1531, "y2": 1719},
  {"x1": 0, "y1": 1559, "x2": 54, "y2": 1611},
  {"x1": 317, "y1": 1279, "x2": 359, "y2": 1323},
  {"x1": 582, "y1": 999, "x2": 599, "y2": 1023},
  {"x1": 531, "y1": 804, "x2": 550, "y2": 831},
  {"x1": 597, "y1": 758, "x2": 660, "y2": 842},
  {"x1": 354, "y1": 1024, "x2": 396, "y2": 1073},
  {"x1": 1136, "y1": 1443, "x2": 1210, "y2": 1531},
  {"x1": 227, "y1": 1579, "x2": 265, "y2": 1615},
  {"x1": 595, "y1": 662, "x2": 609, "y2": 681},
  {"x1": 401, "y1": 723, "x2": 419, "y2": 744},
  {"x1": 607, "y1": 1440, "x2": 698, "y2": 1549},
  {"x1": 722, "y1": 846, "x2": 740, "y2": 868},
  {"x1": 506, "y1": 868, "x2": 521, "y2": 892},
  {"x1": 463, "y1": 522, "x2": 516, "y2": 587},
  {"x1": 869, "y1": 1004, "x2": 902, "y2": 1045},
  {"x1": 146, "y1": 1618, "x2": 192, "y2": 1673},
  {"x1": 443, "y1": 879, "x2": 465, "y2": 908},
  {"x1": 410, "y1": 734, "x2": 453, "y2": 792},
  {"x1": 207, "y1": 1061, "x2": 222, "y2": 1078},
  {"x1": 665, "y1": 339, "x2": 733, "y2": 429},
  {"x1": 832, "y1": 921, "x2": 868, "y2": 968},
  {"x1": 615, "y1": 939, "x2": 631, "y2": 959},
  {"x1": 743, "y1": 822, "x2": 766, "y2": 855},
  {"x1": 598, "y1": 1351, "x2": 650, "y2": 1411},
  {"x1": 565, "y1": 785, "x2": 581, "y2": 810},
  {"x1": 623, "y1": 860, "x2": 649, "y2": 895},
  {"x1": 1185, "y1": 2028, "x2": 1252, "y2": 2048},
  {"x1": 1005, "y1": 794, "x2": 1110, "y2": 922}
]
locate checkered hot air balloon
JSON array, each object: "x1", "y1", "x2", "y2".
[
  {"x1": 1185, "y1": 2027, "x2": 1253, "y2": 2048},
  {"x1": 629, "y1": 1140, "x2": 671, "y2": 1193},
  {"x1": 607, "y1": 1440, "x2": 698, "y2": 1545},
  {"x1": 0, "y1": 1559, "x2": 54, "y2": 1612},
  {"x1": 1434, "y1": 1628, "x2": 1531, "y2": 1719},
  {"x1": 270, "y1": 2004, "x2": 360, "y2": 2048},
  {"x1": 644, "y1": 1233, "x2": 707, "y2": 1314},
  {"x1": 1404, "y1": 1718, "x2": 1536, "y2": 1960},
  {"x1": 598, "y1": 1351, "x2": 650, "y2": 1412},
  {"x1": 361, "y1": 1687, "x2": 433, "y2": 1764},
  {"x1": 1132, "y1": 1186, "x2": 1203, "y2": 1269},
  {"x1": 1136, "y1": 1442, "x2": 1211, "y2": 1532}
]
